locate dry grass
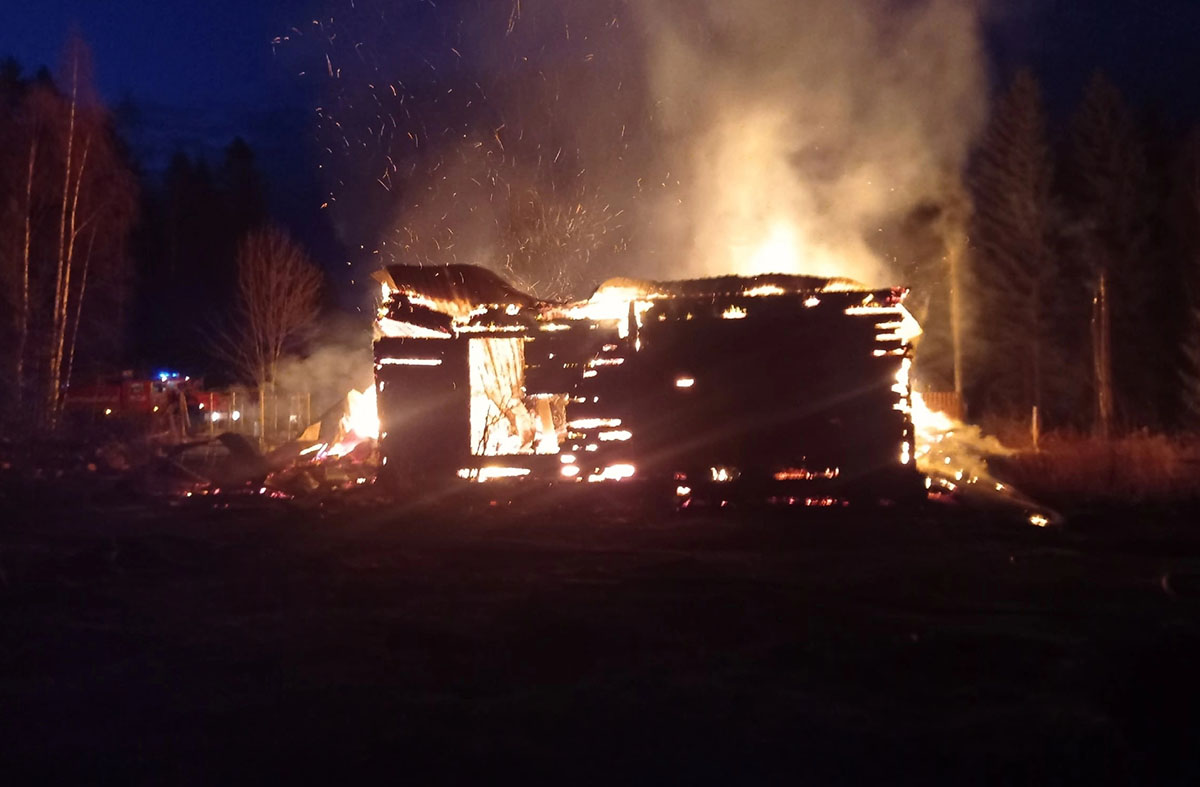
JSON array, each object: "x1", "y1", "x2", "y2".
[{"x1": 992, "y1": 429, "x2": 1200, "y2": 504}]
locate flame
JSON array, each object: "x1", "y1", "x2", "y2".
[
  {"x1": 731, "y1": 220, "x2": 883, "y2": 283},
  {"x1": 342, "y1": 386, "x2": 380, "y2": 440},
  {"x1": 320, "y1": 386, "x2": 381, "y2": 459},
  {"x1": 745, "y1": 222, "x2": 801, "y2": 274},
  {"x1": 457, "y1": 466, "x2": 531, "y2": 482},
  {"x1": 742, "y1": 284, "x2": 787, "y2": 298},
  {"x1": 587, "y1": 464, "x2": 636, "y2": 483}
]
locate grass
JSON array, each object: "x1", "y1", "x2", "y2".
[
  {"x1": 3, "y1": 498, "x2": 1199, "y2": 783},
  {"x1": 990, "y1": 429, "x2": 1200, "y2": 506}
]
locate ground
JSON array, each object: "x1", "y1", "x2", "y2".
[{"x1": 2, "y1": 492, "x2": 1199, "y2": 785}]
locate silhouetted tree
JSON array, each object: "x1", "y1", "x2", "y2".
[
  {"x1": 1182, "y1": 312, "x2": 1200, "y2": 429},
  {"x1": 968, "y1": 70, "x2": 1059, "y2": 427},
  {"x1": 1177, "y1": 129, "x2": 1200, "y2": 428},
  {"x1": 0, "y1": 39, "x2": 137, "y2": 430},
  {"x1": 1066, "y1": 72, "x2": 1161, "y2": 430},
  {"x1": 212, "y1": 227, "x2": 323, "y2": 443},
  {"x1": 131, "y1": 137, "x2": 275, "y2": 378},
  {"x1": 219, "y1": 137, "x2": 267, "y2": 238}
]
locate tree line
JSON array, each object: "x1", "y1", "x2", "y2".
[
  {"x1": 919, "y1": 69, "x2": 1200, "y2": 436},
  {"x1": 0, "y1": 44, "x2": 136, "y2": 430},
  {"x1": 0, "y1": 41, "x2": 322, "y2": 436}
]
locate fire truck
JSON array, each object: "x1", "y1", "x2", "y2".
[{"x1": 63, "y1": 371, "x2": 238, "y2": 435}]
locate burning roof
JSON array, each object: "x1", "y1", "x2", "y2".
[
  {"x1": 583, "y1": 272, "x2": 870, "y2": 300},
  {"x1": 373, "y1": 264, "x2": 542, "y2": 312},
  {"x1": 375, "y1": 265, "x2": 873, "y2": 310}
]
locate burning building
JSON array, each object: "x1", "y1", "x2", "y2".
[{"x1": 372, "y1": 264, "x2": 923, "y2": 505}]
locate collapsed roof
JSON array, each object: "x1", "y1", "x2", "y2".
[
  {"x1": 374, "y1": 264, "x2": 875, "y2": 312},
  {"x1": 371, "y1": 264, "x2": 921, "y2": 504}
]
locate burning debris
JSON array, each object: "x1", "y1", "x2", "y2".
[
  {"x1": 372, "y1": 264, "x2": 926, "y2": 506},
  {"x1": 912, "y1": 393, "x2": 1060, "y2": 526}
]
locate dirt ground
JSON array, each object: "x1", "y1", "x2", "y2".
[{"x1": 2, "y1": 492, "x2": 1199, "y2": 785}]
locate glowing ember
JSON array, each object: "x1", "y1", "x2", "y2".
[
  {"x1": 743, "y1": 284, "x2": 786, "y2": 298},
  {"x1": 710, "y1": 466, "x2": 738, "y2": 482},
  {"x1": 844, "y1": 304, "x2": 924, "y2": 343},
  {"x1": 379, "y1": 357, "x2": 443, "y2": 366},
  {"x1": 773, "y1": 467, "x2": 839, "y2": 481},
  {"x1": 587, "y1": 464, "x2": 636, "y2": 483},
  {"x1": 377, "y1": 318, "x2": 452, "y2": 339},
  {"x1": 457, "y1": 467, "x2": 532, "y2": 482},
  {"x1": 568, "y1": 418, "x2": 622, "y2": 429}
]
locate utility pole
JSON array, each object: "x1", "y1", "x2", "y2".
[
  {"x1": 940, "y1": 174, "x2": 970, "y2": 410},
  {"x1": 1092, "y1": 271, "x2": 1114, "y2": 439},
  {"x1": 947, "y1": 228, "x2": 966, "y2": 400}
]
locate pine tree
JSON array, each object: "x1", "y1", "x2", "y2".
[
  {"x1": 1067, "y1": 72, "x2": 1159, "y2": 429},
  {"x1": 968, "y1": 70, "x2": 1058, "y2": 425},
  {"x1": 219, "y1": 137, "x2": 266, "y2": 237}
]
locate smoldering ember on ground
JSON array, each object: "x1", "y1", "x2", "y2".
[{"x1": 3, "y1": 0, "x2": 1200, "y2": 783}]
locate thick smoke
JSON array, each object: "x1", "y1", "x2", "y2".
[
  {"x1": 633, "y1": 0, "x2": 988, "y2": 285},
  {"x1": 296, "y1": 0, "x2": 988, "y2": 294},
  {"x1": 273, "y1": 314, "x2": 375, "y2": 420}
]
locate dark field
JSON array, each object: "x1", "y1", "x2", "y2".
[{"x1": 3, "y1": 496, "x2": 1199, "y2": 785}]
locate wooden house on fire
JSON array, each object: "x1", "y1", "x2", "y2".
[{"x1": 372, "y1": 264, "x2": 923, "y2": 505}]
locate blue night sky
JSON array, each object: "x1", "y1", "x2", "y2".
[
  {"x1": 0, "y1": 0, "x2": 309, "y2": 106},
  {"x1": 985, "y1": 0, "x2": 1200, "y2": 122},
  {"x1": 0, "y1": 1, "x2": 322, "y2": 172},
  {"x1": 3, "y1": 0, "x2": 1199, "y2": 312},
  {"x1": 4, "y1": 1, "x2": 1200, "y2": 165}
]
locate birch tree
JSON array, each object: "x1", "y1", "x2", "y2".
[
  {"x1": 213, "y1": 227, "x2": 323, "y2": 443},
  {"x1": 0, "y1": 42, "x2": 136, "y2": 431}
]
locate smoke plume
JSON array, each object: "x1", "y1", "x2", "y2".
[
  {"x1": 296, "y1": 0, "x2": 989, "y2": 293},
  {"x1": 273, "y1": 314, "x2": 374, "y2": 419},
  {"x1": 633, "y1": 0, "x2": 988, "y2": 285}
]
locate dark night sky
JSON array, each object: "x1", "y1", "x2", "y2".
[
  {"x1": 0, "y1": 1, "x2": 324, "y2": 109},
  {"x1": 5, "y1": 1, "x2": 1200, "y2": 155},
  {"x1": 4, "y1": 0, "x2": 1200, "y2": 260},
  {"x1": 986, "y1": 0, "x2": 1200, "y2": 122},
  {"x1": 0, "y1": 1, "x2": 326, "y2": 229}
]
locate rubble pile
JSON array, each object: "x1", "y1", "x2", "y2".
[{"x1": 0, "y1": 394, "x2": 382, "y2": 512}]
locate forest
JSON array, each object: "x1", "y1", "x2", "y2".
[{"x1": 0, "y1": 43, "x2": 322, "y2": 435}]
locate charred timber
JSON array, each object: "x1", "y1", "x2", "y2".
[{"x1": 372, "y1": 265, "x2": 921, "y2": 505}]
